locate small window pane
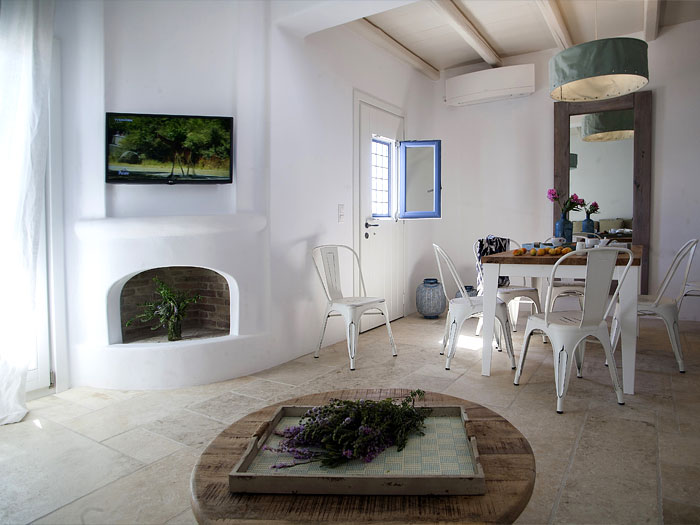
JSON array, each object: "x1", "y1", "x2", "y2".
[{"x1": 371, "y1": 138, "x2": 392, "y2": 217}]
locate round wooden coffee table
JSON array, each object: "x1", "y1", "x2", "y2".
[{"x1": 191, "y1": 389, "x2": 535, "y2": 523}]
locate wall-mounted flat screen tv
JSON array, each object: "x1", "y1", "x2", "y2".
[{"x1": 106, "y1": 112, "x2": 234, "y2": 184}]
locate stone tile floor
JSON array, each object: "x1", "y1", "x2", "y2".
[{"x1": 2, "y1": 314, "x2": 699, "y2": 524}]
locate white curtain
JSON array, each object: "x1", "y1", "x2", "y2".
[{"x1": 0, "y1": 0, "x2": 54, "y2": 425}]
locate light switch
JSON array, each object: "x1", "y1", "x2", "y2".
[{"x1": 337, "y1": 204, "x2": 345, "y2": 223}]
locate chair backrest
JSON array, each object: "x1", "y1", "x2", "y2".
[
  {"x1": 544, "y1": 247, "x2": 634, "y2": 328},
  {"x1": 652, "y1": 239, "x2": 698, "y2": 306},
  {"x1": 311, "y1": 245, "x2": 367, "y2": 302},
  {"x1": 433, "y1": 244, "x2": 474, "y2": 306}
]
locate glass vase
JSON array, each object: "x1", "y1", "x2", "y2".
[{"x1": 555, "y1": 212, "x2": 573, "y2": 243}]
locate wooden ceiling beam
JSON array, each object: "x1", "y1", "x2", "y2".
[
  {"x1": 429, "y1": 0, "x2": 502, "y2": 67},
  {"x1": 348, "y1": 19, "x2": 441, "y2": 81},
  {"x1": 643, "y1": 0, "x2": 660, "y2": 42},
  {"x1": 535, "y1": 0, "x2": 573, "y2": 50}
]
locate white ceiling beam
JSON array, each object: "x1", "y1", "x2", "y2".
[
  {"x1": 643, "y1": 0, "x2": 660, "y2": 42},
  {"x1": 273, "y1": 0, "x2": 418, "y2": 39},
  {"x1": 430, "y1": 0, "x2": 502, "y2": 67},
  {"x1": 348, "y1": 19, "x2": 441, "y2": 81},
  {"x1": 535, "y1": 0, "x2": 573, "y2": 50}
]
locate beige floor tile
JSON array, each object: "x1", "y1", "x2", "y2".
[
  {"x1": 25, "y1": 396, "x2": 95, "y2": 423},
  {"x1": 662, "y1": 499, "x2": 700, "y2": 525},
  {"x1": 554, "y1": 417, "x2": 659, "y2": 524},
  {"x1": 661, "y1": 463, "x2": 700, "y2": 507},
  {"x1": 144, "y1": 410, "x2": 227, "y2": 448},
  {"x1": 165, "y1": 507, "x2": 198, "y2": 524},
  {"x1": 103, "y1": 427, "x2": 186, "y2": 464},
  {"x1": 55, "y1": 386, "x2": 145, "y2": 410},
  {"x1": 253, "y1": 359, "x2": 338, "y2": 385},
  {"x1": 229, "y1": 378, "x2": 300, "y2": 401},
  {"x1": 35, "y1": 448, "x2": 198, "y2": 525},
  {"x1": 187, "y1": 391, "x2": 269, "y2": 425},
  {"x1": 0, "y1": 418, "x2": 142, "y2": 524}
]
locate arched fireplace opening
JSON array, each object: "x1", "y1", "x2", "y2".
[{"x1": 119, "y1": 266, "x2": 230, "y2": 343}]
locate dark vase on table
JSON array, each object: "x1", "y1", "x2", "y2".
[
  {"x1": 555, "y1": 212, "x2": 573, "y2": 243},
  {"x1": 581, "y1": 212, "x2": 595, "y2": 234}
]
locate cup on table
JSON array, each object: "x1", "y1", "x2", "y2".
[
  {"x1": 576, "y1": 241, "x2": 586, "y2": 251},
  {"x1": 550, "y1": 237, "x2": 566, "y2": 247},
  {"x1": 585, "y1": 238, "x2": 600, "y2": 248}
]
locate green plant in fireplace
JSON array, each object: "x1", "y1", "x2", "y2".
[{"x1": 126, "y1": 277, "x2": 200, "y2": 341}]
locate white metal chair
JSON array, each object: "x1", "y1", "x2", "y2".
[
  {"x1": 312, "y1": 245, "x2": 397, "y2": 370},
  {"x1": 543, "y1": 236, "x2": 585, "y2": 310},
  {"x1": 473, "y1": 239, "x2": 542, "y2": 333},
  {"x1": 514, "y1": 247, "x2": 634, "y2": 413},
  {"x1": 611, "y1": 239, "x2": 698, "y2": 373},
  {"x1": 681, "y1": 281, "x2": 700, "y2": 310},
  {"x1": 433, "y1": 244, "x2": 515, "y2": 371}
]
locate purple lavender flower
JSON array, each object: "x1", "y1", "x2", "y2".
[{"x1": 342, "y1": 449, "x2": 353, "y2": 459}]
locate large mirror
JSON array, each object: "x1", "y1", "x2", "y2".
[
  {"x1": 569, "y1": 112, "x2": 634, "y2": 236},
  {"x1": 554, "y1": 92, "x2": 651, "y2": 293},
  {"x1": 399, "y1": 140, "x2": 441, "y2": 218}
]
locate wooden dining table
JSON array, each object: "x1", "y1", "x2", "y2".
[{"x1": 480, "y1": 245, "x2": 643, "y2": 395}]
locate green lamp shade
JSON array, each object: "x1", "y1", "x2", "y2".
[
  {"x1": 582, "y1": 110, "x2": 634, "y2": 142},
  {"x1": 570, "y1": 153, "x2": 578, "y2": 169},
  {"x1": 550, "y1": 38, "x2": 648, "y2": 102}
]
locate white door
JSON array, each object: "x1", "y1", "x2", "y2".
[{"x1": 356, "y1": 99, "x2": 405, "y2": 331}]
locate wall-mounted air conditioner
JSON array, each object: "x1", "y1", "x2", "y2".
[{"x1": 445, "y1": 64, "x2": 535, "y2": 107}]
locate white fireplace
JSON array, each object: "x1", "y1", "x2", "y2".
[{"x1": 70, "y1": 212, "x2": 271, "y2": 389}]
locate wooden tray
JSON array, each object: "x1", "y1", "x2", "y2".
[{"x1": 229, "y1": 405, "x2": 486, "y2": 496}]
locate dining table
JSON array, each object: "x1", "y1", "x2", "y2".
[{"x1": 479, "y1": 245, "x2": 643, "y2": 395}]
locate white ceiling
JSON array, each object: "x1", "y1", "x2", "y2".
[{"x1": 355, "y1": 0, "x2": 700, "y2": 74}]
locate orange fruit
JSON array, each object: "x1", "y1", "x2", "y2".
[
  {"x1": 537, "y1": 248, "x2": 546, "y2": 256},
  {"x1": 513, "y1": 248, "x2": 523, "y2": 256},
  {"x1": 561, "y1": 247, "x2": 572, "y2": 254},
  {"x1": 548, "y1": 248, "x2": 556, "y2": 255},
  {"x1": 554, "y1": 247, "x2": 562, "y2": 255},
  {"x1": 529, "y1": 249, "x2": 537, "y2": 256}
]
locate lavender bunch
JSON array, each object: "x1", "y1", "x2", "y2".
[{"x1": 265, "y1": 390, "x2": 429, "y2": 469}]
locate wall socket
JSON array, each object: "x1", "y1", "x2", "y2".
[{"x1": 337, "y1": 204, "x2": 345, "y2": 223}]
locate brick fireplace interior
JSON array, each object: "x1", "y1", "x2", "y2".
[{"x1": 120, "y1": 266, "x2": 230, "y2": 343}]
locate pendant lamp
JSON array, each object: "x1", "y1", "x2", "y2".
[
  {"x1": 549, "y1": 37, "x2": 649, "y2": 102},
  {"x1": 582, "y1": 110, "x2": 634, "y2": 142}
]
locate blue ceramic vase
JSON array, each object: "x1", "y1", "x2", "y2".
[
  {"x1": 581, "y1": 212, "x2": 595, "y2": 234},
  {"x1": 555, "y1": 212, "x2": 573, "y2": 243},
  {"x1": 416, "y1": 278, "x2": 446, "y2": 319}
]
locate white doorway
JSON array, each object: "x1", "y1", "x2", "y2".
[{"x1": 354, "y1": 92, "x2": 406, "y2": 332}]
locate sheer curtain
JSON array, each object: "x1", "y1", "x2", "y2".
[{"x1": 0, "y1": 0, "x2": 54, "y2": 425}]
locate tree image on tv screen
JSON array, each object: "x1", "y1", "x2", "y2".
[{"x1": 107, "y1": 115, "x2": 231, "y2": 182}]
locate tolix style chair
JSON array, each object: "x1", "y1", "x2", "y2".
[{"x1": 312, "y1": 244, "x2": 397, "y2": 370}]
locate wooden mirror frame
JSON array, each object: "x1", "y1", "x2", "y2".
[{"x1": 554, "y1": 90, "x2": 651, "y2": 294}]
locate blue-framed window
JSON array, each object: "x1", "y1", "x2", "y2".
[
  {"x1": 398, "y1": 140, "x2": 441, "y2": 219},
  {"x1": 371, "y1": 137, "x2": 392, "y2": 217}
]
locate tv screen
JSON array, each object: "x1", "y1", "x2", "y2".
[{"x1": 106, "y1": 112, "x2": 234, "y2": 184}]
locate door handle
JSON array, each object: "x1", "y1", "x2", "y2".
[{"x1": 365, "y1": 221, "x2": 379, "y2": 228}]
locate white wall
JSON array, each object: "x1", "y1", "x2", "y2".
[
  {"x1": 569, "y1": 126, "x2": 633, "y2": 222},
  {"x1": 267, "y1": 23, "x2": 438, "y2": 356}
]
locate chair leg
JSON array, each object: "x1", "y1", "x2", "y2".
[
  {"x1": 662, "y1": 312, "x2": 686, "y2": 372},
  {"x1": 315, "y1": 307, "x2": 331, "y2": 358},
  {"x1": 508, "y1": 298, "x2": 520, "y2": 332},
  {"x1": 596, "y1": 327, "x2": 624, "y2": 406},
  {"x1": 346, "y1": 320, "x2": 359, "y2": 370},
  {"x1": 499, "y1": 317, "x2": 516, "y2": 369},
  {"x1": 514, "y1": 326, "x2": 535, "y2": 385},
  {"x1": 445, "y1": 313, "x2": 466, "y2": 370},
  {"x1": 475, "y1": 316, "x2": 483, "y2": 336},
  {"x1": 553, "y1": 346, "x2": 573, "y2": 414},
  {"x1": 441, "y1": 315, "x2": 451, "y2": 355},
  {"x1": 379, "y1": 304, "x2": 398, "y2": 357},
  {"x1": 574, "y1": 339, "x2": 586, "y2": 378}
]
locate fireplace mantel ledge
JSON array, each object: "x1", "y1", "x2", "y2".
[{"x1": 75, "y1": 212, "x2": 267, "y2": 240}]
